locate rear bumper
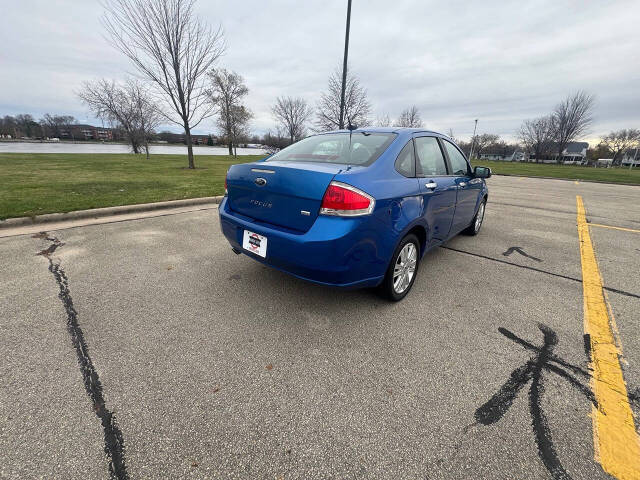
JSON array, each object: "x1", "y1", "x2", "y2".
[{"x1": 218, "y1": 197, "x2": 389, "y2": 288}]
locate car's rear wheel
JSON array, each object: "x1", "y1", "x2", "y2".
[
  {"x1": 462, "y1": 199, "x2": 486, "y2": 236},
  {"x1": 379, "y1": 234, "x2": 420, "y2": 301}
]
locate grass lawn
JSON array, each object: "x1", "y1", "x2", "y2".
[
  {"x1": 2, "y1": 153, "x2": 638, "y2": 221},
  {"x1": 471, "y1": 159, "x2": 640, "y2": 185},
  {"x1": 0, "y1": 153, "x2": 260, "y2": 220}
]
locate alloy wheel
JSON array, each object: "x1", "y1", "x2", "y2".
[
  {"x1": 393, "y1": 242, "x2": 417, "y2": 294},
  {"x1": 475, "y1": 202, "x2": 486, "y2": 232}
]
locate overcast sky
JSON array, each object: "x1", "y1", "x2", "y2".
[{"x1": 1, "y1": 0, "x2": 639, "y2": 141}]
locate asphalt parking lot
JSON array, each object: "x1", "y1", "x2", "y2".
[{"x1": 1, "y1": 175, "x2": 639, "y2": 480}]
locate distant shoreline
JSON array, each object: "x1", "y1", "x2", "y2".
[
  {"x1": 0, "y1": 138, "x2": 233, "y2": 147},
  {"x1": 0, "y1": 140, "x2": 266, "y2": 156}
]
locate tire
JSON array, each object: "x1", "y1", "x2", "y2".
[
  {"x1": 378, "y1": 234, "x2": 420, "y2": 301},
  {"x1": 462, "y1": 199, "x2": 486, "y2": 236}
]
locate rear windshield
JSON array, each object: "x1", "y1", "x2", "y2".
[{"x1": 266, "y1": 132, "x2": 397, "y2": 166}]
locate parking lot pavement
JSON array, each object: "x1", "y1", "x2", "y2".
[{"x1": 1, "y1": 176, "x2": 639, "y2": 479}]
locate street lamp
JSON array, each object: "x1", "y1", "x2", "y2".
[
  {"x1": 338, "y1": 0, "x2": 352, "y2": 130},
  {"x1": 468, "y1": 119, "x2": 478, "y2": 160}
]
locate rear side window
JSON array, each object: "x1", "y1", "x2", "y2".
[
  {"x1": 442, "y1": 140, "x2": 470, "y2": 176},
  {"x1": 395, "y1": 141, "x2": 416, "y2": 177},
  {"x1": 414, "y1": 137, "x2": 448, "y2": 176},
  {"x1": 266, "y1": 132, "x2": 396, "y2": 166}
]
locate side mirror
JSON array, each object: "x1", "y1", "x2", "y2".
[{"x1": 474, "y1": 166, "x2": 492, "y2": 178}]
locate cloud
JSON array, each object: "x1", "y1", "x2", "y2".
[{"x1": 1, "y1": 0, "x2": 638, "y2": 140}]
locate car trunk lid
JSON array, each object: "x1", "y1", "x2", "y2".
[{"x1": 226, "y1": 161, "x2": 344, "y2": 232}]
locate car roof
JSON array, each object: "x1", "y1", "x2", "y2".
[{"x1": 320, "y1": 126, "x2": 449, "y2": 137}]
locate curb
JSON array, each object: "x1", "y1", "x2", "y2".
[
  {"x1": 0, "y1": 196, "x2": 223, "y2": 229},
  {"x1": 493, "y1": 173, "x2": 640, "y2": 187}
]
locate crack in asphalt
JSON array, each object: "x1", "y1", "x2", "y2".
[{"x1": 33, "y1": 232, "x2": 129, "y2": 480}]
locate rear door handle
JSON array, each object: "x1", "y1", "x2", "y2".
[{"x1": 425, "y1": 182, "x2": 437, "y2": 189}]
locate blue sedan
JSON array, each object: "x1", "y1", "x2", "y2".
[{"x1": 219, "y1": 128, "x2": 491, "y2": 300}]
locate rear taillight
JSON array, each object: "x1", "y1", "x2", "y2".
[
  {"x1": 320, "y1": 181, "x2": 375, "y2": 217},
  {"x1": 224, "y1": 175, "x2": 228, "y2": 195}
]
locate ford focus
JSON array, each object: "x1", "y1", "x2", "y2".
[{"x1": 219, "y1": 128, "x2": 491, "y2": 300}]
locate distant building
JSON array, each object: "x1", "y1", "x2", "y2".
[
  {"x1": 59, "y1": 124, "x2": 114, "y2": 141},
  {"x1": 528, "y1": 142, "x2": 589, "y2": 163},
  {"x1": 560, "y1": 142, "x2": 589, "y2": 163},
  {"x1": 478, "y1": 149, "x2": 524, "y2": 162},
  {"x1": 478, "y1": 152, "x2": 506, "y2": 161},
  {"x1": 620, "y1": 149, "x2": 640, "y2": 167},
  {"x1": 157, "y1": 131, "x2": 216, "y2": 145}
]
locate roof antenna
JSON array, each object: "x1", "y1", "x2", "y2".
[{"x1": 347, "y1": 116, "x2": 357, "y2": 167}]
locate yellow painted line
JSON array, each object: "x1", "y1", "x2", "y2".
[
  {"x1": 577, "y1": 195, "x2": 640, "y2": 479},
  {"x1": 589, "y1": 223, "x2": 640, "y2": 234},
  {"x1": 575, "y1": 180, "x2": 580, "y2": 185}
]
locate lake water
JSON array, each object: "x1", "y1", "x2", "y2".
[{"x1": 0, "y1": 142, "x2": 266, "y2": 156}]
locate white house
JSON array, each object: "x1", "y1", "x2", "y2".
[
  {"x1": 528, "y1": 142, "x2": 589, "y2": 163},
  {"x1": 561, "y1": 142, "x2": 589, "y2": 164},
  {"x1": 620, "y1": 149, "x2": 640, "y2": 167},
  {"x1": 478, "y1": 150, "x2": 524, "y2": 162}
]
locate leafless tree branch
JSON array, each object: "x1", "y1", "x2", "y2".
[
  {"x1": 600, "y1": 129, "x2": 640, "y2": 166},
  {"x1": 395, "y1": 106, "x2": 423, "y2": 128},
  {"x1": 78, "y1": 78, "x2": 161, "y2": 156},
  {"x1": 551, "y1": 90, "x2": 595, "y2": 163},
  {"x1": 271, "y1": 96, "x2": 313, "y2": 144},
  {"x1": 101, "y1": 0, "x2": 225, "y2": 168},
  {"x1": 519, "y1": 116, "x2": 555, "y2": 163},
  {"x1": 315, "y1": 66, "x2": 371, "y2": 131},
  {"x1": 207, "y1": 68, "x2": 251, "y2": 156}
]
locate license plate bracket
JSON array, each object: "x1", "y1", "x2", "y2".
[{"x1": 242, "y1": 230, "x2": 267, "y2": 258}]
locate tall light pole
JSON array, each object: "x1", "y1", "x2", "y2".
[
  {"x1": 468, "y1": 119, "x2": 478, "y2": 160},
  {"x1": 338, "y1": 0, "x2": 352, "y2": 130}
]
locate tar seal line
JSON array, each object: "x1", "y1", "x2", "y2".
[
  {"x1": 441, "y1": 246, "x2": 640, "y2": 300},
  {"x1": 33, "y1": 232, "x2": 129, "y2": 480},
  {"x1": 502, "y1": 246, "x2": 543, "y2": 263},
  {"x1": 475, "y1": 324, "x2": 598, "y2": 480}
]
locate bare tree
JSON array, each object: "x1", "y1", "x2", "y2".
[
  {"x1": 316, "y1": 66, "x2": 371, "y2": 131},
  {"x1": 599, "y1": 129, "x2": 640, "y2": 166},
  {"x1": 207, "y1": 68, "x2": 250, "y2": 156},
  {"x1": 470, "y1": 133, "x2": 500, "y2": 158},
  {"x1": 0, "y1": 116, "x2": 18, "y2": 138},
  {"x1": 271, "y1": 96, "x2": 313, "y2": 144},
  {"x1": 261, "y1": 127, "x2": 289, "y2": 154},
  {"x1": 128, "y1": 81, "x2": 162, "y2": 158},
  {"x1": 376, "y1": 113, "x2": 392, "y2": 127},
  {"x1": 101, "y1": 0, "x2": 225, "y2": 168},
  {"x1": 395, "y1": 106, "x2": 423, "y2": 128},
  {"x1": 551, "y1": 91, "x2": 595, "y2": 163},
  {"x1": 3, "y1": 114, "x2": 40, "y2": 138},
  {"x1": 41, "y1": 114, "x2": 76, "y2": 138},
  {"x1": 78, "y1": 78, "x2": 160, "y2": 156},
  {"x1": 224, "y1": 105, "x2": 253, "y2": 156},
  {"x1": 519, "y1": 116, "x2": 555, "y2": 163}
]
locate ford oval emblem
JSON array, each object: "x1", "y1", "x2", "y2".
[{"x1": 254, "y1": 177, "x2": 267, "y2": 186}]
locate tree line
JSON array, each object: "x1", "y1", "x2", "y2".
[
  {"x1": 69, "y1": 0, "x2": 432, "y2": 167},
  {"x1": 5, "y1": 0, "x2": 637, "y2": 169},
  {"x1": 0, "y1": 114, "x2": 77, "y2": 139}
]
